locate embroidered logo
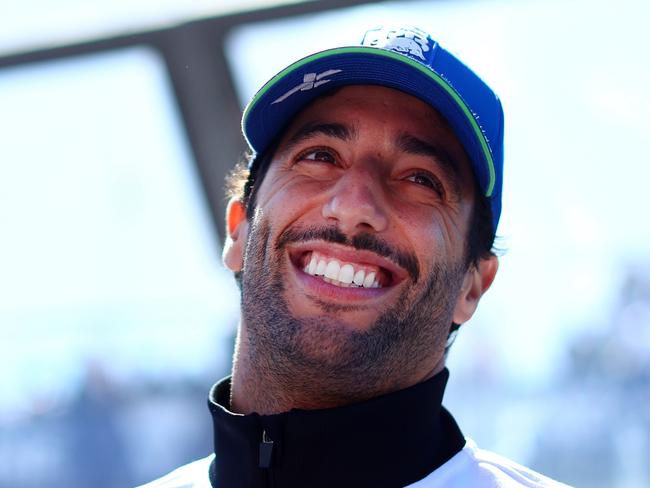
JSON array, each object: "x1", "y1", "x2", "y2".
[
  {"x1": 363, "y1": 26, "x2": 431, "y2": 62},
  {"x1": 272, "y1": 69, "x2": 343, "y2": 104}
]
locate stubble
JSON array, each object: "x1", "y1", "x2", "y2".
[{"x1": 237, "y1": 216, "x2": 466, "y2": 412}]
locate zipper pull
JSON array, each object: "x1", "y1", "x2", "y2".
[{"x1": 259, "y1": 429, "x2": 274, "y2": 468}]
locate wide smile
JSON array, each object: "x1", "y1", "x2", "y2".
[{"x1": 287, "y1": 241, "x2": 409, "y2": 300}]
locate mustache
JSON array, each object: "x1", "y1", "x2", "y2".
[{"x1": 276, "y1": 226, "x2": 420, "y2": 282}]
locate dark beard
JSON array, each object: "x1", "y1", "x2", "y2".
[{"x1": 240, "y1": 218, "x2": 466, "y2": 407}]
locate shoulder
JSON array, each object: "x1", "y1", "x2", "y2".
[
  {"x1": 408, "y1": 439, "x2": 572, "y2": 488},
  {"x1": 136, "y1": 455, "x2": 213, "y2": 488}
]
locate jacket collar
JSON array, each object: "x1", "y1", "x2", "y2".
[{"x1": 208, "y1": 368, "x2": 464, "y2": 488}]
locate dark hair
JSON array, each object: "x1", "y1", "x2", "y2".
[{"x1": 229, "y1": 148, "x2": 277, "y2": 221}]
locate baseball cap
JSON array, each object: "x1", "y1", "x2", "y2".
[{"x1": 241, "y1": 25, "x2": 504, "y2": 232}]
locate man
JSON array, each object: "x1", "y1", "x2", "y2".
[{"x1": 142, "y1": 26, "x2": 569, "y2": 487}]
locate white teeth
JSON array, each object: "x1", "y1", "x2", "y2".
[
  {"x1": 308, "y1": 255, "x2": 318, "y2": 275},
  {"x1": 302, "y1": 252, "x2": 382, "y2": 289},
  {"x1": 353, "y1": 269, "x2": 365, "y2": 286},
  {"x1": 339, "y1": 264, "x2": 354, "y2": 284},
  {"x1": 325, "y1": 260, "x2": 340, "y2": 279},
  {"x1": 363, "y1": 271, "x2": 376, "y2": 288}
]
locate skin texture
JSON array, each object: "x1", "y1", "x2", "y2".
[{"x1": 223, "y1": 86, "x2": 498, "y2": 415}]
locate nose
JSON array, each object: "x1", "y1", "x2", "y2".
[{"x1": 321, "y1": 166, "x2": 389, "y2": 234}]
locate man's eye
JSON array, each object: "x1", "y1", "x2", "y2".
[
  {"x1": 406, "y1": 172, "x2": 444, "y2": 194},
  {"x1": 299, "y1": 149, "x2": 336, "y2": 164}
]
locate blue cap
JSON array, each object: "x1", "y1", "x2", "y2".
[{"x1": 242, "y1": 26, "x2": 504, "y2": 232}]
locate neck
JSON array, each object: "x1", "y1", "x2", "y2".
[
  {"x1": 230, "y1": 322, "x2": 446, "y2": 415},
  {"x1": 230, "y1": 324, "x2": 351, "y2": 414},
  {"x1": 230, "y1": 324, "x2": 294, "y2": 414}
]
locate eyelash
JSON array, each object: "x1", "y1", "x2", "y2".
[
  {"x1": 405, "y1": 171, "x2": 445, "y2": 196},
  {"x1": 296, "y1": 147, "x2": 338, "y2": 165}
]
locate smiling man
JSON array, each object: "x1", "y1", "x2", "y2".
[{"x1": 141, "y1": 26, "x2": 569, "y2": 488}]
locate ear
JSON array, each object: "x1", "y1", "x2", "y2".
[
  {"x1": 222, "y1": 198, "x2": 249, "y2": 273},
  {"x1": 452, "y1": 255, "x2": 498, "y2": 324}
]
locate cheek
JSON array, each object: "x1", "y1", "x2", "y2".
[
  {"x1": 390, "y1": 202, "x2": 468, "y2": 263},
  {"x1": 261, "y1": 178, "x2": 330, "y2": 222}
]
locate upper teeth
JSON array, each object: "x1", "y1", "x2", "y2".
[{"x1": 303, "y1": 253, "x2": 381, "y2": 288}]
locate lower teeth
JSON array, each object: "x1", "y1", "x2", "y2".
[{"x1": 321, "y1": 276, "x2": 366, "y2": 288}]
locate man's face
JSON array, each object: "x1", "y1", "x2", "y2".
[{"x1": 225, "y1": 86, "x2": 491, "y2": 402}]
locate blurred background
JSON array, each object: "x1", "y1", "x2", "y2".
[{"x1": 1, "y1": 0, "x2": 649, "y2": 486}]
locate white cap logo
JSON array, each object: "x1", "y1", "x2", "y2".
[
  {"x1": 272, "y1": 69, "x2": 343, "y2": 105},
  {"x1": 363, "y1": 26, "x2": 431, "y2": 61}
]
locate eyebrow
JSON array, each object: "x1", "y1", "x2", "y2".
[
  {"x1": 282, "y1": 122, "x2": 356, "y2": 153},
  {"x1": 395, "y1": 132, "x2": 464, "y2": 198}
]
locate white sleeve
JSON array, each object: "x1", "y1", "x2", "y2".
[
  {"x1": 406, "y1": 439, "x2": 573, "y2": 488},
  {"x1": 135, "y1": 455, "x2": 213, "y2": 488}
]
